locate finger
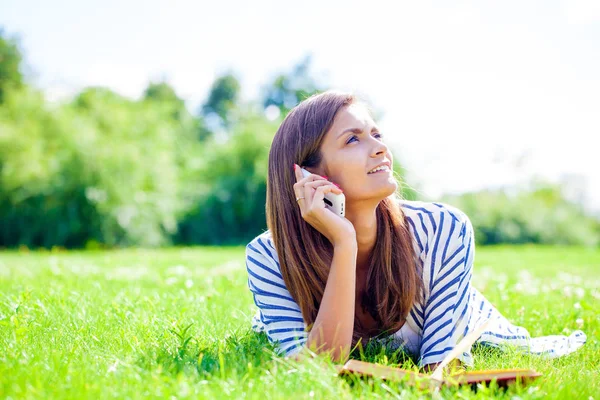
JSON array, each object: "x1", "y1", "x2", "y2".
[
  {"x1": 292, "y1": 165, "x2": 310, "y2": 212},
  {"x1": 295, "y1": 165, "x2": 327, "y2": 184},
  {"x1": 293, "y1": 165, "x2": 322, "y2": 197},
  {"x1": 304, "y1": 179, "x2": 342, "y2": 205},
  {"x1": 304, "y1": 180, "x2": 343, "y2": 194},
  {"x1": 294, "y1": 163, "x2": 303, "y2": 183},
  {"x1": 311, "y1": 185, "x2": 341, "y2": 209},
  {"x1": 293, "y1": 164, "x2": 318, "y2": 194},
  {"x1": 293, "y1": 164, "x2": 308, "y2": 204},
  {"x1": 308, "y1": 184, "x2": 344, "y2": 209}
]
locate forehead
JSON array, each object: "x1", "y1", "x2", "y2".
[{"x1": 330, "y1": 103, "x2": 375, "y2": 132}]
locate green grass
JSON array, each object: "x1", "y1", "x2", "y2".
[{"x1": 1, "y1": 245, "x2": 598, "y2": 399}]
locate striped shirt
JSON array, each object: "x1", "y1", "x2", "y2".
[{"x1": 245, "y1": 200, "x2": 586, "y2": 366}]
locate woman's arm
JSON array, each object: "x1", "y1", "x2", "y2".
[
  {"x1": 246, "y1": 235, "x2": 358, "y2": 363},
  {"x1": 304, "y1": 239, "x2": 358, "y2": 362},
  {"x1": 289, "y1": 165, "x2": 359, "y2": 362}
]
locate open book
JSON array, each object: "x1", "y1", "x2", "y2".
[
  {"x1": 336, "y1": 320, "x2": 541, "y2": 389},
  {"x1": 336, "y1": 359, "x2": 542, "y2": 389}
]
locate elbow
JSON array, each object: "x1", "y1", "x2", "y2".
[
  {"x1": 305, "y1": 339, "x2": 351, "y2": 363},
  {"x1": 332, "y1": 348, "x2": 350, "y2": 363}
]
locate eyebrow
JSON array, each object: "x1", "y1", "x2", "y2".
[{"x1": 337, "y1": 126, "x2": 379, "y2": 139}]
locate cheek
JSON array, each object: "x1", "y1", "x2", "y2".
[
  {"x1": 332, "y1": 158, "x2": 364, "y2": 180},
  {"x1": 336, "y1": 166, "x2": 369, "y2": 191}
]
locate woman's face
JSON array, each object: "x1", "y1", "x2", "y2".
[{"x1": 312, "y1": 103, "x2": 397, "y2": 202}]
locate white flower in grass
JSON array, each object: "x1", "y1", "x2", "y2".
[
  {"x1": 576, "y1": 318, "x2": 584, "y2": 328},
  {"x1": 107, "y1": 360, "x2": 119, "y2": 373},
  {"x1": 167, "y1": 265, "x2": 188, "y2": 275},
  {"x1": 541, "y1": 284, "x2": 551, "y2": 293},
  {"x1": 166, "y1": 277, "x2": 177, "y2": 285},
  {"x1": 185, "y1": 279, "x2": 193, "y2": 288},
  {"x1": 514, "y1": 283, "x2": 523, "y2": 292},
  {"x1": 574, "y1": 302, "x2": 582, "y2": 310},
  {"x1": 558, "y1": 272, "x2": 582, "y2": 285}
]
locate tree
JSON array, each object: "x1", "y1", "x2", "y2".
[
  {"x1": 142, "y1": 80, "x2": 209, "y2": 141},
  {"x1": 261, "y1": 55, "x2": 323, "y2": 115},
  {"x1": 201, "y1": 73, "x2": 241, "y2": 128},
  {"x1": 442, "y1": 183, "x2": 600, "y2": 246},
  {"x1": 175, "y1": 110, "x2": 277, "y2": 244},
  {"x1": 0, "y1": 28, "x2": 24, "y2": 104},
  {"x1": 143, "y1": 80, "x2": 186, "y2": 110}
]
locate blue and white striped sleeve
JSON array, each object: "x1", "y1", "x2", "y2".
[
  {"x1": 245, "y1": 237, "x2": 308, "y2": 357},
  {"x1": 418, "y1": 206, "x2": 476, "y2": 367}
]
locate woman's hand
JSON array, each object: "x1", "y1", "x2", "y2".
[{"x1": 293, "y1": 164, "x2": 356, "y2": 247}]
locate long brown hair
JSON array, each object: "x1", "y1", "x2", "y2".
[{"x1": 266, "y1": 91, "x2": 421, "y2": 346}]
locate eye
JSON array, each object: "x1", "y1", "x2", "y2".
[{"x1": 346, "y1": 132, "x2": 383, "y2": 145}]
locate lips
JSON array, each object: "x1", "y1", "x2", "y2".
[{"x1": 367, "y1": 161, "x2": 391, "y2": 174}]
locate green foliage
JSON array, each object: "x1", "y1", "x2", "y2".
[
  {"x1": 0, "y1": 38, "x2": 423, "y2": 248},
  {"x1": 443, "y1": 184, "x2": 600, "y2": 246},
  {"x1": 0, "y1": 86, "x2": 202, "y2": 247},
  {"x1": 143, "y1": 81, "x2": 186, "y2": 108},
  {"x1": 6, "y1": 35, "x2": 585, "y2": 248},
  {"x1": 201, "y1": 73, "x2": 241, "y2": 128},
  {"x1": 143, "y1": 80, "x2": 211, "y2": 142},
  {"x1": 0, "y1": 87, "x2": 100, "y2": 247},
  {"x1": 261, "y1": 55, "x2": 322, "y2": 115},
  {"x1": 71, "y1": 87, "x2": 199, "y2": 246},
  {"x1": 143, "y1": 81, "x2": 185, "y2": 119},
  {"x1": 0, "y1": 28, "x2": 24, "y2": 104},
  {"x1": 176, "y1": 110, "x2": 277, "y2": 245}
]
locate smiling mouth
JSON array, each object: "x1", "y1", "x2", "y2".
[{"x1": 367, "y1": 165, "x2": 391, "y2": 174}]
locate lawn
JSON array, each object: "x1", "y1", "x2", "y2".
[{"x1": 1, "y1": 245, "x2": 598, "y2": 399}]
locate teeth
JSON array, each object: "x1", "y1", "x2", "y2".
[{"x1": 368, "y1": 165, "x2": 389, "y2": 174}]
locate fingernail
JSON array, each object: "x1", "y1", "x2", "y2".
[{"x1": 293, "y1": 164, "x2": 297, "y2": 171}]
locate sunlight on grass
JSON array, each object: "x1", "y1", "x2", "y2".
[{"x1": 0, "y1": 246, "x2": 598, "y2": 399}]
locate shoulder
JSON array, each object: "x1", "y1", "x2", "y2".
[
  {"x1": 400, "y1": 199, "x2": 469, "y2": 223},
  {"x1": 399, "y1": 200, "x2": 473, "y2": 250},
  {"x1": 400, "y1": 200, "x2": 471, "y2": 229},
  {"x1": 245, "y1": 230, "x2": 283, "y2": 278},
  {"x1": 246, "y1": 230, "x2": 276, "y2": 256}
]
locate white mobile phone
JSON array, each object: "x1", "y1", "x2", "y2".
[{"x1": 300, "y1": 168, "x2": 345, "y2": 217}]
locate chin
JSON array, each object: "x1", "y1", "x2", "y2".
[
  {"x1": 381, "y1": 182, "x2": 398, "y2": 198},
  {"x1": 369, "y1": 181, "x2": 399, "y2": 201},
  {"x1": 344, "y1": 177, "x2": 398, "y2": 201}
]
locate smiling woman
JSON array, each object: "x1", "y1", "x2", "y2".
[{"x1": 244, "y1": 90, "x2": 587, "y2": 368}]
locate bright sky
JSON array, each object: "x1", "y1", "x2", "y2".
[{"x1": 2, "y1": 0, "x2": 599, "y2": 212}]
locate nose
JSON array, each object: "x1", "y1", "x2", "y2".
[{"x1": 370, "y1": 137, "x2": 389, "y2": 158}]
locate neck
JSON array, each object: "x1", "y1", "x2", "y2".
[{"x1": 344, "y1": 200, "x2": 379, "y2": 273}]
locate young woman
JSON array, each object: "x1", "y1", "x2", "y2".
[{"x1": 245, "y1": 91, "x2": 586, "y2": 368}]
